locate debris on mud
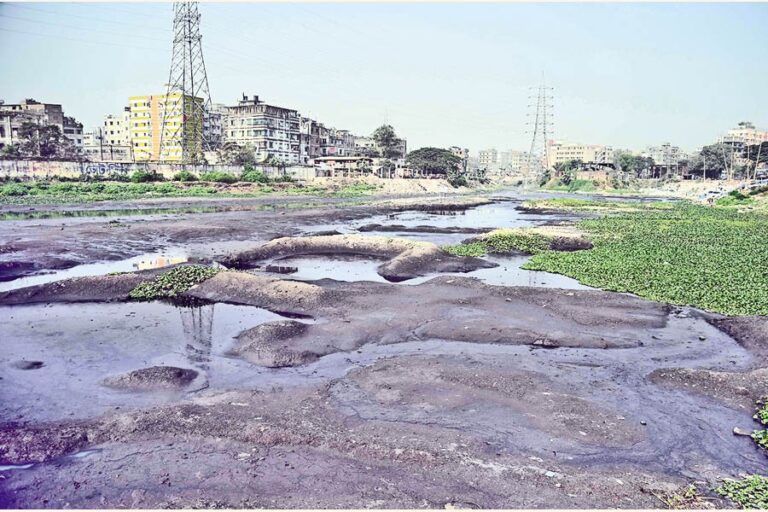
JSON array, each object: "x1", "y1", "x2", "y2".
[{"x1": 101, "y1": 366, "x2": 199, "y2": 391}]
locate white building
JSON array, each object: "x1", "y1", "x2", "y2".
[{"x1": 547, "y1": 141, "x2": 614, "y2": 168}]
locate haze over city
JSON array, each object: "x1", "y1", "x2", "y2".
[{"x1": 1, "y1": 1, "x2": 766, "y2": 153}]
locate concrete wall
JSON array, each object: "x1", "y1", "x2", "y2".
[{"x1": 0, "y1": 160, "x2": 316, "y2": 181}]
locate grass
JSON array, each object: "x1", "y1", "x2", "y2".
[
  {"x1": 0, "y1": 179, "x2": 382, "y2": 205},
  {"x1": 716, "y1": 475, "x2": 768, "y2": 509},
  {"x1": 522, "y1": 202, "x2": 768, "y2": 316},
  {"x1": 129, "y1": 265, "x2": 221, "y2": 301}
]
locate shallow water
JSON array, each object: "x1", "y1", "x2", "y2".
[{"x1": 0, "y1": 301, "x2": 304, "y2": 422}]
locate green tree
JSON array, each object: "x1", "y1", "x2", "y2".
[
  {"x1": 554, "y1": 159, "x2": 583, "y2": 185},
  {"x1": 406, "y1": 147, "x2": 466, "y2": 186},
  {"x1": 219, "y1": 142, "x2": 257, "y2": 166},
  {"x1": 689, "y1": 143, "x2": 736, "y2": 179},
  {"x1": 372, "y1": 124, "x2": 404, "y2": 159},
  {"x1": 17, "y1": 122, "x2": 81, "y2": 160},
  {"x1": 615, "y1": 150, "x2": 654, "y2": 177},
  {"x1": 0, "y1": 144, "x2": 22, "y2": 159}
]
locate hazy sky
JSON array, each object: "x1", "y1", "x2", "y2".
[{"x1": 1, "y1": 2, "x2": 766, "y2": 153}]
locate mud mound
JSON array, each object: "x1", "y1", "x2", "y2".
[
  {"x1": 102, "y1": 366, "x2": 199, "y2": 391},
  {"x1": 186, "y1": 271, "x2": 327, "y2": 314},
  {"x1": 649, "y1": 367, "x2": 768, "y2": 410},
  {"x1": 217, "y1": 234, "x2": 496, "y2": 282},
  {"x1": 0, "y1": 273, "x2": 150, "y2": 305},
  {"x1": 231, "y1": 320, "x2": 316, "y2": 367},
  {"x1": 708, "y1": 316, "x2": 768, "y2": 363}
]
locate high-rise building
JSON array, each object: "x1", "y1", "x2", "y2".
[{"x1": 128, "y1": 92, "x2": 203, "y2": 162}]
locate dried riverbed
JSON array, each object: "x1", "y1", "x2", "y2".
[{"x1": 0, "y1": 191, "x2": 765, "y2": 508}]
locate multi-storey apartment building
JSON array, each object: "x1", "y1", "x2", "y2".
[
  {"x1": 547, "y1": 141, "x2": 614, "y2": 168},
  {"x1": 223, "y1": 95, "x2": 301, "y2": 164},
  {"x1": 642, "y1": 143, "x2": 687, "y2": 166},
  {"x1": 720, "y1": 122, "x2": 768, "y2": 148},
  {"x1": 449, "y1": 146, "x2": 469, "y2": 171},
  {"x1": 103, "y1": 109, "x2": 132, "y2": 146},
  {"x1": 478, "y1": 148, "x2": 498, "y2": 169},
  {"x1": 63, "y1": 116, "x2": 83, "y2": 148},
  {"x1": 128, "y1": 92, "x2": 203, "y2": 162},
  {"x1": 0, "y1": 98, "x2": 66, "y2": 149}
]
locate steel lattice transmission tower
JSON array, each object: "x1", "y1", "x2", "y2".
[
  {"x1": 159, "y1": 1, "x2": 214, "y2": 164},
  {"x1": 524, "y1": 78, "x2": 554, "y2": 182}
]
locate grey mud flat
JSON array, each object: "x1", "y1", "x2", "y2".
[
  {"x1": 0, "y1": 192, "x2": 766, "y2": 508},
  {"x1": 1, "y1": 268, "x2": 767, "y2": 508}
]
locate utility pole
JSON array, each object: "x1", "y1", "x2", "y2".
[
  {"x1": 159, "y1": 1, "x2": 214, "y2": 165},
  {"x1": 525, "y1": 75, "x2": 554, "y2": 185}
]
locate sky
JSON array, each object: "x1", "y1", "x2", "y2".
[{"x1": 1, "y1": 2, "x2": 766, "y2": 154}]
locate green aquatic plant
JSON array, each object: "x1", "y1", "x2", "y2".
[
  {"x1": 524, "y1": 203, "x2": 768, "y2": 316},
  {"x1": 716, "y1": 475, "x2": 768, "y2": 509},
  {"x1": 129, "y1": 265, "x2": 220, "y2": 301}
]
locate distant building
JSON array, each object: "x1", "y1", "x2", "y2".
[
  {"x1": 719, "y1": 122, "x2": 768, "y2": 148},
  {"x1": 0, "y1": 98, "x2": 66, "y2": 149},
  {"x1": 128, "y1": 92, "x2": 204, "y2": 162},
  {"x1": 313, "y1": 156, "x2": 373, "y2": 178},
  {"x1": 224, "y1": 94, "x2": 301, "y2": 164},
  {"x1": 103, "y1": 109, "x2": 132, "y2": 146},
  {"x1": 478, "y1": 148, "x2": 498, "y2": 169},
  {"x1": 449, "y1": 146, "x2": 469, "y2": 171},
  {"x1": 642, "y1": 143, "x2": 687, "y2": 166},
  {"x1": 63, "y1": 116, "x2": 84, "y2": 148},
  {"x1": 547, "y1": 141, "x2": 614, "y2": 168}
]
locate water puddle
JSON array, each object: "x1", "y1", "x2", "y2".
[
  {"x1": 0, "y1": 301, "x2": 307, "y2": 422},
  {"x1": 262, "y1": 254, "x2": 388, "y2": 283}
]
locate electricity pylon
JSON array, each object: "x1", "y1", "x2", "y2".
[
  {"x1": 159, "y1": 1, "x2": 214, "y2": 164},
  {"x1": 525, "y1": 77, "x2": 554, "y2": 183}
]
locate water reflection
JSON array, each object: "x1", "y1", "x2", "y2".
[{"x1": 179, "y1": 303, "x2": 215, "y2": 390}]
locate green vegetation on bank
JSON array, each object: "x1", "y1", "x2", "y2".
[
  {"x1": 0, "y1": 176, "x2": 381, "y2": 204},
  {"x1": 443, "y1": 229, "x2": 552, "y2": 257},
  {"x1": 129, "y1": 265, "x2": 221, "y2": 301},
  {"x1": 716, "y1": 475, "x2": 768, "y2": 509},
  {"x1": 522, "y1": 201, "x2": 768, "y2": 316}
]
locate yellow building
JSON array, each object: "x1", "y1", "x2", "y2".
[{"x1": 128, "y1": 92, "x2": 203, "y2": 162}]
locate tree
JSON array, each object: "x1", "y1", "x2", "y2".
[
  {"x1": 743, "y1": 142, "x2": 768, "y2": 179},
  {"x1": 372, "y1": 124, "x2": 404, "y2": 159},
  {"x1": 0, "y1": 144, "x2": 22, "y2": 160},
  {"x1": 219, "y1": 142, "x2": 257, "y2": 166},
  {"x1": 615, "y1": 150, "x2": 654, "y2": 177},
  {"x1": 16, "y1": 122, "x2": 82, "y2": 160},
  {"x1": 406, "y1": 147, "x2": 465, "y2": 186},
  {"x1": 688, "y1": 143, "x2": 736, "y2": 179},
  {"x1": 554, "y1": 159, "x2": 583, "y2": 185}
]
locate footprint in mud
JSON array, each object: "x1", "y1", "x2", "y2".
[{"x1": 12, "y1": 360, "x2": 44, "y2": 370}]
